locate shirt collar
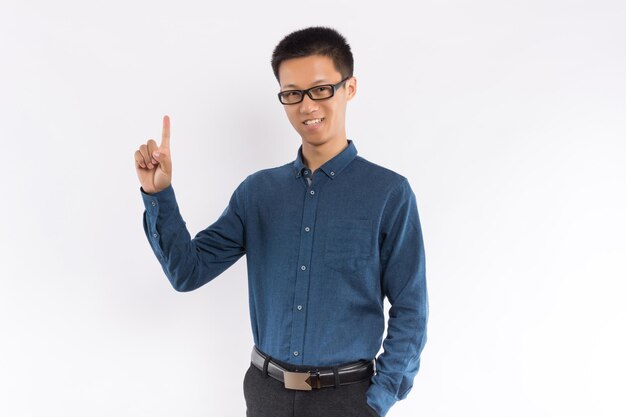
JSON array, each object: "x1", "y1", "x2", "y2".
[{"x1": 293, "y1": 139, "x2": 358, "y2": 180}]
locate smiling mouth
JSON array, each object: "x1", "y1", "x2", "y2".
[{"x1": 303, "y1": 118, "x2": 325, "y2": 125}]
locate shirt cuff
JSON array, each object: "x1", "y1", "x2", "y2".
[
  {"x1": 140, "y1": 184, "x2": 177, "y2": 263},
  {"x1": 366, "y1": 383, "x2": 397, "y2": 417},
  {"x1": 140, "y1": 184, "x2": 176, "y2": 212}
]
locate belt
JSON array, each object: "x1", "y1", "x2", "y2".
[{"x1": 250, "y1": 346, "x2": 375, "y2": 391}]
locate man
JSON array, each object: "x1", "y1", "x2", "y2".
[{"x1": 134, "y1": 26, "x2": 428, "y2": 417}]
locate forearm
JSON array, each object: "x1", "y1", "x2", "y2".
[
  {"x1": 140, "y1": 183, "x2": 246, "y2": 292},
  {"x1": 367, "y1": 178, "x2": 429, "y2": 416},
  {"x1": 366, "y1": 289, "x2": 428, "y2": 416}
]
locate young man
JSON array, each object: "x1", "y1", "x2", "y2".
[{"x1": 134, "y1": 27, "x2": 428, "y2": 417}]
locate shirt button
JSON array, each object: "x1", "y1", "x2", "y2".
[
  {"x1": 304, "y1": 170, "x2": 309, "y2": 175},
  {"x1": 153, "y1": 233, "x2": 158, "y2": 238},
  {"x1": 300, "y1": 265, "x2": 306, "y2": 271},
  {"x1": 297, "y1": 305, "x2": 303, "y2": 310},
  {"x1": 304, "y1": 226, "x2": 310, "y2": 232},
  {"x1": 151, "y1": 201, "x2": 156, "y2": 206},
  {"x1": 293, "y1": 351, "x2": 299, "y2": 357},
  {"x1": 310, "y1": 190, "x2": 315, "y2": 195},
  {"x1": 330, "y1": 171, "x2": 335, "y2": 176}
]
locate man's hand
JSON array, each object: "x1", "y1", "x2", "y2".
[{"x1": 135, "y1": 115, "x2": 172, "y2": 194}]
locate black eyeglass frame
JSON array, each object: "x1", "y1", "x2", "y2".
[{"x1": 277, "y1": 76, "x2": 352, "y2": 105}]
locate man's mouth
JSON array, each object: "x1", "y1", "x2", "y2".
[{"x1": 303, "y1": 118, "x2": 325, "y2": 125}]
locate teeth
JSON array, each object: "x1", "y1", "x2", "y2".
[{"x1": 304, "y1": 118, "x2": 323, "y2": 125}]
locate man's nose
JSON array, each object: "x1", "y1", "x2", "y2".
[{"x1": 299, "y1": 93, "x2": 319, "y2": 114}]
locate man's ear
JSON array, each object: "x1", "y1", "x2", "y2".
[{"x1": 346, "y1": 76, "x2": 357, "y2": 101}]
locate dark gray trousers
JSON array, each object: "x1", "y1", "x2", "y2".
[{"x1": 243, "y1": 362, "x2": 380, "y2": 417}]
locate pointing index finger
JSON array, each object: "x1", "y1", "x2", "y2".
[{"x1": 161, "y1": 115, "x2": 170, "y2": 148}]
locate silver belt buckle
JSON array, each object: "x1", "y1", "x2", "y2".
[{"x1": 283, "y1": 370, "x2": 312, "y2": 390}]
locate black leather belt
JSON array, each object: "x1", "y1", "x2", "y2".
[{"x1": 250, "y1": 346, "x2": 375, "y2": 391}]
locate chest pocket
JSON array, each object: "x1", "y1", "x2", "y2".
[{"x1": 324, "y1": 218, "x2": 374, "y2": 274}]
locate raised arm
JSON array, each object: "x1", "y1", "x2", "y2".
[{"x1": 135, "y1": 116, "x2": 247, "y2": 291}]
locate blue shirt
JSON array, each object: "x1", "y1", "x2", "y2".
[{"x1": 140, "y1": 139, "x2": 428, "y2": 416}]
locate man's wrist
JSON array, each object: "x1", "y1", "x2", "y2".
[{"x1": 140, "y1": 184, "x2": 172, "y2": 196}]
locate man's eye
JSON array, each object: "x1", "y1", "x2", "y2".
[{"x1": 315, "y1": 86, "x2": 330, "y2": 93}]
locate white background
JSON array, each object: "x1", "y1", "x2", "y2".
[{"x1": 1, "y1": 0, "x2": 625, "y2": 416}]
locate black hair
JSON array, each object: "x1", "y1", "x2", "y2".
[{"x1": 271, "y1": 26, "x2": 354, "y2": 83}]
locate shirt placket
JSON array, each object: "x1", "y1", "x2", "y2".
[{"x1": 289, "y1": 169, "x2": 329, "y2": 364}]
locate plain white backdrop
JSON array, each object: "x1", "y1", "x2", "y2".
[{"x1": 1, "y1": 0, "x2": 624, "y2": 416}]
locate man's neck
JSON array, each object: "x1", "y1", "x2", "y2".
[{"x1": 302, "y1": 137, "x2": 349, "y2": 174}]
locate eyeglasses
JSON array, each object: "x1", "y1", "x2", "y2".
[{"x1": 277, "y1": 77, "x2": 351, "y2": 105}]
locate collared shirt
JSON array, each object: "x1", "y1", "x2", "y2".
[{"x1": 140, "y1": 139, "x2": 428, "y2": 417}]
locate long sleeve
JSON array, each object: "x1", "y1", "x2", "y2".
[
  {"x1": 140, "y1": 180, "x2": 247, "y2": 292},
  {"x1": 366, "y1": 178, "x2": 429, "y2": 417}
]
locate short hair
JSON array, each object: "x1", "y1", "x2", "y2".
[{"x1": 271, "y1": 26, "x2": 354, "y2": 83}]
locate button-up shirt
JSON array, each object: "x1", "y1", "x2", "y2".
[{"x1": 140, "y1": 139, "x2": 428, "y2": 417}]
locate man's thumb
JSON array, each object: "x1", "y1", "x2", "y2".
[{"x1": 152, "y1": 149, "x2": 171, "y2": 171}]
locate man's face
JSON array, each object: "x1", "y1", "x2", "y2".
[{"x1": 277, "y1": 54, "x2": 356, "y2": 147}]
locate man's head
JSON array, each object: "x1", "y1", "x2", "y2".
[
  {"x1": 271, "y1": 26, "x2": 354, "y2": 82},
  {"x1": 271, "y1": 27, "x2": 357, "y2": 149}
]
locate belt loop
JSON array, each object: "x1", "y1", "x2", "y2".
[
  {"x1": 263, "y1": 354, "x2": 272, "y2": 378},
  {"x1": 332, "y1": 366, "x2": 340, "y2": 389}
]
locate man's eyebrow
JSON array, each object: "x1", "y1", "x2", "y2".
[{"x1": 282, "y1": 79, "x2": 330, "y2": 89}]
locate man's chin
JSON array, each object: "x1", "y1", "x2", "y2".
[{"x1": 300, "y1": 133, "x2": 329, "y2": 146}]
